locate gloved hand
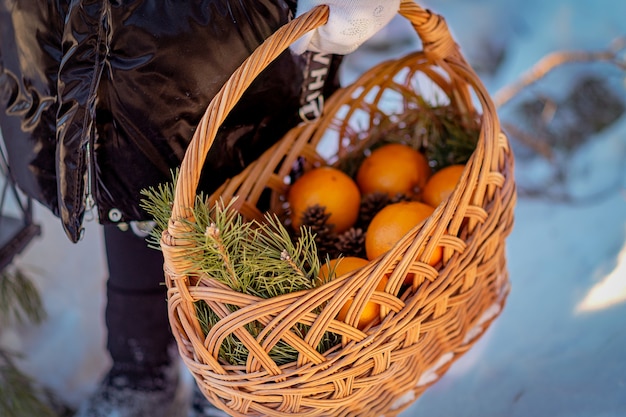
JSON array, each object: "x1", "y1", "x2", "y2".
[{"x1": 291, "y1": 0, "x2": 401, "y2": 55}]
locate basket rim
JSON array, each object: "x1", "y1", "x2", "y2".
[{"x1": 162, "y1": 0, "x2": 500, "y2": 237}]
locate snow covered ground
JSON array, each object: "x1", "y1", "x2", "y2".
[{"x1": 3, "y1": 0, "x2": 626, "y2": 416}]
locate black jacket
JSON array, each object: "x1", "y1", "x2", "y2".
[{"x1": 0, "y1": 0, "x2": 341, "y2": 242}]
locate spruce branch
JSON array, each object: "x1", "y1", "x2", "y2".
[
  {"x1": 336, "y1": 97, "x2": 480, "y2": 175},
  {"x1": 0, "y1": 268, "x2": 46, "y2": 326},
  {"x1": 199, "y1": 201, "x2": 250, "y2": 292},
  {"x1": 0, "y1": 268, "x2": 61, "y2": 416},
  {"x1": 139, "y1": 171, "x2": 177, "y2": 250},
  {"x1": 0, "y1": 350, "x2": 56, "y2": 417},
  {"x1": 140, "y1": 179, "x2": 339, "y2": 366},
  {"x1": 251, "y1": 213, "x2": 321, "y2": 287}
]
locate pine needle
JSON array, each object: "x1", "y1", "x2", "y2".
[
  {"x1": 0, "y1": 351, "x2": 56, "y2": 417},
  {"x1": 140, "y1": 177, "x2": 339, "y2": 366},
  {"x1": 336, "y1": 98, "x2": 480, "y2": 176},
  {"x1": 0, "y1": 269, "x2": 46, "y2": 326},
  {"x1": 0, "y1": 270, "x2": 56, "y2": 416}
]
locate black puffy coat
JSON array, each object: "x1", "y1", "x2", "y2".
[{"x1": 0, "y1": 0, "x2": 342, "y2": 243}]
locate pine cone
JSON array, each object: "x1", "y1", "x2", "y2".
[
  {"x1": 390, "y1": 192, "x2": 413, "y2": 204},
  {"x1": 298, "y1": 204, "x2": 339, "y2": 259},
  {"x1": 298, "y1": 204, "x2": 333, "y2": 235},
  {"x1": 334, "y1": 227, "x2": 366, "y2": 258},
  {"x1": 358, "y1": 192, "x2": 390, "y2": 228},
  {"x1": 318, "y1": 238, "x2": 342, "y2": 260}
]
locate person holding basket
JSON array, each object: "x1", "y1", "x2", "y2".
[{"x1": 0, "y1": 1, "x2": 399, "y2": 415}]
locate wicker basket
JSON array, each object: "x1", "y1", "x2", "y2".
[{"x1": 161, "y1": 1, "x2": 516, "y2": 416}]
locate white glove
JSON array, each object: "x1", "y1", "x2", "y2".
[{"x1": 291, "y1": 0, "x2": 401, "y2": 55}]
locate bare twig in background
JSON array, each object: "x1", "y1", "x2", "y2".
[
  {"x1": 494, "y1": 36, "x2": 626, "y2": 108},
  {"x1": 501, "y1": 122, "x2": 554, "y2": 160},
  {"x1": 494, "y1": 36, "x2": 626, "y2": 204}
]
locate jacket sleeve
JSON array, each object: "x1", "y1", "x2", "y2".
[
  {"x1": 0, "y1": 0, "x2": 66, "y2": 221},
  {"x1": 56, "y1": 0, "x2": 109, "y2": 242}
]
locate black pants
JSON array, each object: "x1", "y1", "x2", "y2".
[{"x1": 103, "y1": 224, "x2": 174, "y2": 370}]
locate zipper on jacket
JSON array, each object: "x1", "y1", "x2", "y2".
[
  {"x1": 82, "y1": 2, "x2": 112, "y2": 227},
  {"x1": 83, "y1": 139, "x2": 96, "y2": 222}
]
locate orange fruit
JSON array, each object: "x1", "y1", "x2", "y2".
[
  {"x1": 421, "y1": 164, "x2": 465, "y2": 208},
  {"x1": 356, "y1": 143, "x2": 431, "y2": 198},
  {"x1": 319, "y1": 256, "x2": 388, "y2": 330},
  {"x1": 365, "y1": 201, "x2": 442, "y2": 266},
  {"x1": 318, "y1": 256, "x2": 370, "y2": 284},
  {"x1": 288, "y1": 166, "x2": 361, "y2": 233}
]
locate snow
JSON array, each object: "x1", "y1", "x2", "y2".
[{"x1": 3, "y1": 0, "x2": 626, "y2": 416}]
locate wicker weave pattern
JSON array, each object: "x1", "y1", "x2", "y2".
[{"x1": 161, "y1": 2, "x2": 516, "y2": 416}]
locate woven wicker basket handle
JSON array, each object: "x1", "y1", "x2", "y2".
[{"x1": 167, "y1": 0, "x2": 461, "y2": 231}]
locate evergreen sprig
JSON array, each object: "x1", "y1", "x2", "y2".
[
  {"x1": 414, "y1": 102, "x2": 481, "y2": 170},
  {"x1": 140, "y1": 177, "x2": 339, "y2": 366},
  {"x1": 0, "y1": 269, "x2": 46, "y2": 326},
  {"x1": 336, "y1": 98, "x2": 480, "y2": 177},
  {"x1": 138, "y1": 176, "x2": 176, "y2": 251},
  {"x1": 0, "y1": 268, "x2": 59, "y2": 417},
  {"x1": 0, "y1": 351, "x2": 56, "y2": 417}
]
